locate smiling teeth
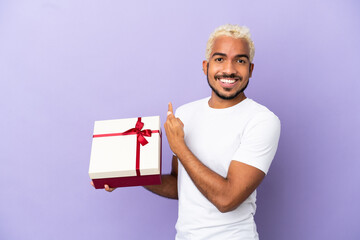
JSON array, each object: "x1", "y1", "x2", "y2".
[{"x1": 219, "y1": 79, "x2": 236, "y2": 84}]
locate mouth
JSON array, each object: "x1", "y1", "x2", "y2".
[
  {"x1": 216, "y1": 76, "x2": 240, "y2": 88},
  {"x1": 219, "y1": 78, "x2": 237, "y2": 84}
]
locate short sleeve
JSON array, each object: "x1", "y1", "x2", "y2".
[{"x1": 232, "y1": 112, "x2": 281, "y2": 174}]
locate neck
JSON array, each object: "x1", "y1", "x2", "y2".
[{"x1": 208, "y1": 92, "x2": 247, "y2": 109}]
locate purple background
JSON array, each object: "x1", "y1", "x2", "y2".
[{"x1": 1, "y1": 0, "x2": 359, "y2": 239}]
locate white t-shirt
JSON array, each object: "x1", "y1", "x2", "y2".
[{"x1": 174, "y1": 97, "x2": 281, "y2": 240}]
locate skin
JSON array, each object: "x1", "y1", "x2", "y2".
[{"x1": 92, "y1": 36, "x2": 266, "y2": 213}]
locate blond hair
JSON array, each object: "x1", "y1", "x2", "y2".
[{"x1": 205, "y1": 24, "x2": 255, "y2": 62}]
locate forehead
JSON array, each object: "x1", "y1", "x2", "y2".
[{"x1": 211, "y1": 36, "x2": 250, "y2": 57}]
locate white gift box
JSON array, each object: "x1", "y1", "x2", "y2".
[{"x1": 89, "y1": 116, "x2": 162, "y2": 189}]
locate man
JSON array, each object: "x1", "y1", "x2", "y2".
[{"x1": 99, "y1": 24, "x2": 281, "y2": 239}]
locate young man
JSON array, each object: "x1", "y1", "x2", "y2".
[{"x1": 101, "y1": 24, "x2": 281, "y2": 239}]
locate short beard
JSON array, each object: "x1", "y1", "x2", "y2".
[{"x1": 206, "y1": 69, "x2": 249, "y2": 100}]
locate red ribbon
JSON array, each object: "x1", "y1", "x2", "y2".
[{"x1": 93, "y1": 117, "x2": 160, "y2": 176}]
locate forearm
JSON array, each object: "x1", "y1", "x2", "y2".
[
  {"x1": 175, "y1": 145, "x2": 235, "y2": 212},
  {"x1": 144, "y1": 174, "x2": 178, "y2": 199}
]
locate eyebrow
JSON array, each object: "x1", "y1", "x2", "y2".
[
  {"x1": 211, "y1": 52, "x2": 227, "y2": 58},
  {"x1": 235, "y1": 54, "x2": 249, "y2": 60},
  {"x1": 211, "y1": 52, "x2": 249, "y2": 60}
]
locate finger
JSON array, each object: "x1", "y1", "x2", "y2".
[
  {"x1": 104, "y1": 184, "x2": 112, "y2": 192},
  {"x1": 168, "y1": 102, "x2": 173, "y2": 114},
  {"x1": 90, "y1": 181, "x2": 94, "y2": 187}
]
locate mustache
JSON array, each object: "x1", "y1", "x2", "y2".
[{"x1": 214, "y1": 74, "x2": 242, "y2": 80}]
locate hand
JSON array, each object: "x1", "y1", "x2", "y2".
[
  {"x1": 164, "y1": 102, "x2": 185, "y2": 155},
  {"x1": 90, "y1": 181, "x2": 116, "y2": 192}
]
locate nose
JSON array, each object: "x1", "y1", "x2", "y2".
[{"x1": 223, "y1": 61, "x2": 237, "y2": 75}]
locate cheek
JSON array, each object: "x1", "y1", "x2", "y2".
[
  {"x1": 208, "y1": 65, "x2": 221, "y2": 76},
  {"x1": 239, "y1": 66, "x2": 251, "y2": 76},
  {"x1": 209, "y1": 70, "x2": 219, "y2": 80}
]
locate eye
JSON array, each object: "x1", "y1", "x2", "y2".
[
  {"x1": 214, "y1": 57, "x2": 224, "y2": 62},
  {"x1": 237, "y1": 59, "x2": 246, "y2": 64}
]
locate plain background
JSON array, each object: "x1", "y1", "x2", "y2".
[{"x1": 1, "y1": 0, "x2": 359, "y2": 239}]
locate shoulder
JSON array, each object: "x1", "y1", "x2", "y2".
[
  {"x1": 242, "y1": 99, "x2": 281, "y2": 134},
  {"x1": 242, "y1": 99, "x2": 280, "y2": 122}
]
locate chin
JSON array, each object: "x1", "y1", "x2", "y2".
[{"x1": 216, "y1": 92, "x2": 241, "y2": 100}]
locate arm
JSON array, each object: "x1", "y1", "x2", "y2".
[
  {"x1": 165, "y1": 102, "x2": 265, "y2": 212},
  {"x1": 173, "y1": 145, "x2": 264, "y2": 212},
  {"x1": 143, "y1": 155, "x2": 178, "y2": 199}
]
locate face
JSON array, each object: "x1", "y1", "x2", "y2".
[{"x1": 203, "y1": 36, "x2": 254, "y2": 103}]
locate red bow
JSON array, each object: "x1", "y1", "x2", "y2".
[{"x1": 121, "y1": 118, "x2": 152, "y2": 146}]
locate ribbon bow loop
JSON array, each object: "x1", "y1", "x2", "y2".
[
  {"x1": 135, "y1": 120, "x2": 144, "y2": 130},
  {"x1": 135, "y1": 118, "x2": 152, "y2": 146}
]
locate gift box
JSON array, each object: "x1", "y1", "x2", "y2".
[{"x1": 89, "y1": 116, "x2": 162, "y2": 189}]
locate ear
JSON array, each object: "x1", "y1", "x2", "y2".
[
  {"x1": 202, "y1": 60, "x2": 208, "y2": 75},
  {"x1": 249, "y1": 63, "x2": 254, "y2": 78}
]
